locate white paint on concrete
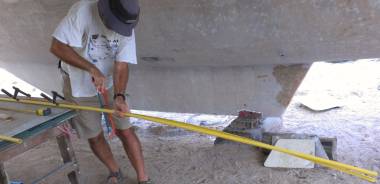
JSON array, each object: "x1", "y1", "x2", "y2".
[{"x1": 262, "y1": 117, "x2": 283, "y2": 132}]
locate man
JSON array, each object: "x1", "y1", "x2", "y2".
[{"x1": 50, "y1": 0, "x2": 151, "y2": 183}]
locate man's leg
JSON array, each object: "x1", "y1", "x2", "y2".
[
  {"x1": 60, "y1": 71, "x2": 122, "y2": 182},
  {"x1": 88, "y1": 132, "x2": 120, "y2": 180},
  {"x1": 116, "y1": 128, "x2": 148, "y2": 182}
]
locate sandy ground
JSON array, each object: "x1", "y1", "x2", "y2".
[{"x1": 3, "y1": 60, "x2": 380, "y2": 184}]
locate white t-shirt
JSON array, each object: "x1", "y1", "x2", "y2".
[{"x1": 52, "y1": 1, "x2": 137, "y2": 97}]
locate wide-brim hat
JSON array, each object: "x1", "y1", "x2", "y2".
[{"x1": 97, "y1": 0, "x2": 140, "y2": 37}]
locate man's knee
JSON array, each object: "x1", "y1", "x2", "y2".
[
  {"x1": 116, "y1": 128, "x2": 136, "y2": 140},
  {"x1": 88, "y1": 132, "x2": 105, "y2": 144}
]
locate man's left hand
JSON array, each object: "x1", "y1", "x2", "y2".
[{"x1": 114, "y1": 96, "x2": 130, "y2": 117}]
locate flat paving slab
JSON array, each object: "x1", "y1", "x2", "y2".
[{"x1": 264, "y1": 139, "x2": 315, "y2": 168}]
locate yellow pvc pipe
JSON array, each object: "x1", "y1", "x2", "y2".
[
  {"x1": 130, "y1": 113, "x2": 378, "y2": 181},
  {"x1": 0, "y1": 106, "x2": 35, "y2": 114},
  {"x1": 0, "y1": 134, "x2": 23, "y2": 144},
  {"x1": 0, "y1": 97, "x2": 377, "y2": 182},
  {"x1": 330, "y1": 165, "x2": 376, "y2": 182}
]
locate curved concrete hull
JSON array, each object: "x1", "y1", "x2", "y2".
[
  {"x1": 128, "y1": 64, "x2": 309, "y2": 116},
  {"x1": 0, "y1": 0, "x2": 378, "y2": 115}
]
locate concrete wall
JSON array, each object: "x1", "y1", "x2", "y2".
[{"x1": 1, "y1": 0, "x2": 379, "y2": 115}]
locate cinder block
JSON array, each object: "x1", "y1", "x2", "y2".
[{"x1": 214, "y1": 110, "x2": 263, "y2": 145}]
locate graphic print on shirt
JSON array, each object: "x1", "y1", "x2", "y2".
[{"x1": 88, "y1": 34, "x2": 119, "y2": 63}]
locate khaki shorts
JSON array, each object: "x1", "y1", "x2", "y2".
[{"x1": 61, "y1": 71, "x2": 132, "y2": 139}]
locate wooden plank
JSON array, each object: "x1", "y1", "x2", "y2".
[
  {"x1": 0, "y1": 128, "x2": 60, "y2": 162},
  {"x1": 0, "y1": 106, "x2": 78, "y2": 183},
  {"x1": 56, "y1": 134, "x2": 80, "y2": 184}
]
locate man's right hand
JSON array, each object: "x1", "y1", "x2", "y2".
[
  {"x1": 89, "y1": 66, "x2": 106, "y2": 93},
  {"x1": 50, "y1": 38, "x2": 107, "y2": 93}
]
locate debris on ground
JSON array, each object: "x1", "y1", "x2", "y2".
[{"x1": 299, "y1": 94, "x2": 343, "y2": 112}]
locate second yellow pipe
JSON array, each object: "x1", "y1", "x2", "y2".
[{"x1": 0, "y1": 134, "x2": 23, "y2": 144}]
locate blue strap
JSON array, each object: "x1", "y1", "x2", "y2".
[{"x1": 97, "y1": 92, "x2": 112, "y2": 134}]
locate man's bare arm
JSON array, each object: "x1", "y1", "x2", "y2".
[
  {"x1": 113, "y1": 62, "x2": 129, "y2": 95},
  {"x1": 50, "y1": 38, "x2": 105, "y2": 90},
  {"x1": 113, "y1": 62, "x2": 130, "y2": 113}
]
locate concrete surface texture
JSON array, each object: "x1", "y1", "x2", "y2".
[
  {"x1": 128, "y1": 64, "x2": 309, "y2": 116},
  {"x1": 1, "y1": 0, "x2": 379, "y2": 115},
  {"x1": 264, "y1": 139, "x2": 315, "y2": 169}
]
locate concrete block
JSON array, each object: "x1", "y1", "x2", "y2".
[
  {"x1": 233, "y1": 111, "x2": 263, "y2": 130},
  {"x1": 264, "y1": 139, "x2": 315, "y2": 169},
  {"x1": 247, "y1": 128, "x2": 264, "y2": 141},
  {"x1": 214, "y1": 110, "x2": 263, "y2": 145}
]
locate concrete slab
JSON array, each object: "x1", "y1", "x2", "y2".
[
  {"x1": 272, "y1": 136, "x2": 329, "y2": 161},
  {"x1": 262, "y1": 132, "x2": 337, "y2": 161},
  {"x1": 264, "y1": 139, "x2": 315, "y2": 169}
]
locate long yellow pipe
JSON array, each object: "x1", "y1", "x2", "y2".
[
  {"x1": 0, "y1": 97, "x2": 377, "y2": 182},
  {"x1": 0, "y1": 134, "x2": 23, "y2": 144},
  {"x1": 0, "y1": 106, "x2": 34, "y2": 114}
]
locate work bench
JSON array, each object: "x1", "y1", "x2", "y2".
[{"x1": 0, "y1": 100, "x2": 79, "y2": 184}]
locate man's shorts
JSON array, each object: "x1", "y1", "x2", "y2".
[{"x1": 61, "y1": 70, "x2": 132, "y2": 139}]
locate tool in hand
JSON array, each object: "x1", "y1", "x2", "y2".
[
  {"x1": 97, "y1": 91, "x2": 116, "y2": 138},
  {"x1": 92, "y1": 77, "x2": 116, "y2": 138},
  {"x1": 0, "y1": 107, "x2": 51, "y2": 116}
]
